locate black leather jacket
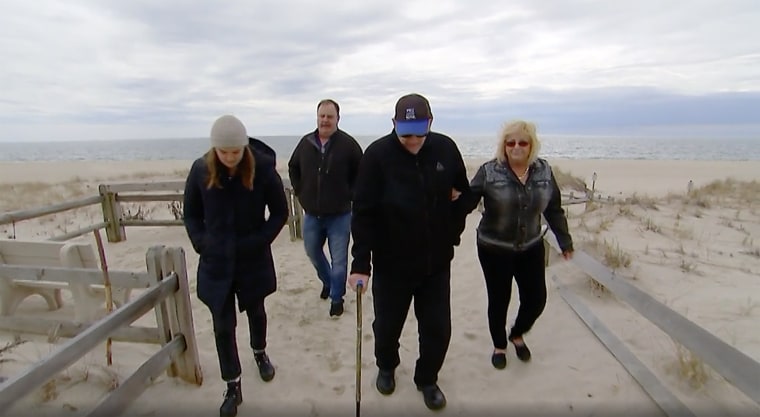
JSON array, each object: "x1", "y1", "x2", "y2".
[{"x1": 467, "y1": 158, "x2": 573, "y2": 252}]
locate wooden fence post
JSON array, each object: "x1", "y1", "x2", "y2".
[
  {"x1": 293, "y1": 196, "x2": 304, "y2": 240},
  {"x1": 285, "y1": 190, "x2": 297, "y2": 241},
  {"x1": 168, "y1": 247, "x2": 203, "y2": 385},
  {"x1": 98, "y1": 185, "x2": 125, "y2": 243},
  {"x1": 285, "y1": 188, "x2": 304, "y2": 241},
  {"x1": 145, "y1": 245, "x2": 177, "y2": 377},
  {"x1": 159, "y1": 247, "x2": 186, "y2": 380}
]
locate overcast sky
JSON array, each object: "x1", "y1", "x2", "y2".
[{"x1": 1, "y1": 0, "x2": 759, "y2": 142}]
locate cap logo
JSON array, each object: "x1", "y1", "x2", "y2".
[{"x1": 405, "y1": 108, "x2": 416, "y2": 120}]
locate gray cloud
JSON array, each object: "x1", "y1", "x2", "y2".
[{"x1": 1, "y1": 0, "x2": 759, "y2": 141}]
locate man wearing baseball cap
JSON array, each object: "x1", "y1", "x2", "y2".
[{"x1": 347, "y1": 93, "x2": 471, "y2": 411}]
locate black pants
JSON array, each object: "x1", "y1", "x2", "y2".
[
  {"x1": 476, "y1": 241, "x2": 546, "y2": 350},
  {"x1": 212, "y1": 291, "x2": 268, "y2": 381},
  {"x1": 372, "y1": 267, "x2": 451, "y2": 387}
]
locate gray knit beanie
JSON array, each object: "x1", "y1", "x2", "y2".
[{"x1": 210, "y1": 115, "x2": 248, "y2": 148}]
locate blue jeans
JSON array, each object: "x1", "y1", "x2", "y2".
[{"x1": 302, "y1": 212, "x2": 351, "y2": 303}]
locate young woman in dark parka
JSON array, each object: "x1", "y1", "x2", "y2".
[{"x1": 183, "y1": 115, "x2": 288, "y2": 417}]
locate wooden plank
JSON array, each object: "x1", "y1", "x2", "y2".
[
  {"x1": 157, "y1": 247, "x2": 180, "y2": 378},
  {"x1": 0, "y1": 274, "x2": 178, "y2": 413},
  {"x1": 0, "y1": 264, "x2": 152, "y2": 289},
  {"x1": 552, "y1": 275, "x2": 696, "y2": 417},
  {"x1": 87, "y1": 336, "x2": 185, "y2": 417},
  {"x1": 0, "y1": 316, "x2": 160, "y2": 344},
  {"x1": 545, "y1": 237, "x2": 760, "y2": 405},
  {"x1": 99, "y1": 190, "x2": 125, "y2": 243},
  {"x1": 285, "y1": 192, "x2": 297, "y2": 241},
  {"x1": 48, "y1": 222, "x2": 109, "y2": 242},
  {"x1": 121, "y1": 219, "x2": 184, "y2": 227},
  {"x1": 145, "y1": 246, "x2": 173, "y2": 356},
  {"x1": 100, "y1": 181, "x2": 185, "y2": 193},
  {"x1": 169, "y1": 247, "x2": 203, "y2": 384},
  {"x1": 116, "y1": 193, "x2": 183, "y2": 203},
  {"x1": 0, "y1": 196, "x2": 102, "y2": 226},
  {"x1": 0, "y1": 240, "x2": 65, "y2": 266},
  {"x1": 63, "y1": 242, "x2": 99, "y2": 268}
]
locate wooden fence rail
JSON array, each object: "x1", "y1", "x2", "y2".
[
  {"x1": 0, "y1": 177, "x2": 596, "y2": 245},
  {"x1": 544, "y1": 236, "x2": 760, "y2": 408},
  {"x1": 0, "y1": 196, "x2": 102, "y2": 226},
  {"x1": 0, "y1": 245, "x2": 202, "y2": 416},
  {"x1": 0, "y1": 178, "x2": 304, "y2": 243}
]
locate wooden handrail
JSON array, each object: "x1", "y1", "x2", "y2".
[{"x1": 0, "y1": 195, "x2": 102, "y2": 226}]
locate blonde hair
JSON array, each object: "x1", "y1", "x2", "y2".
[
  {"x1": 204, "y1": 146, "x2": 255, "y2": 190},
  {"x1": 495, "y1": 120, "x2": 541, "y2": 165}
]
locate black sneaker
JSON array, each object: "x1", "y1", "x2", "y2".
[
  {"x1": 220, "y1": 380, "x2": 242, "y2": 417},
  {"x1": 329, "y1": 300, "x2": 344, "y2": 317},
  {"x1": 254, "y1": 351, "x2": 275, "y2": 382},
  {"x1": 375, "y1": 369, "x2": 395, "y2": 395},
  {"x1": 320, "y1": 285, "x2": 330, "y2": 300}
]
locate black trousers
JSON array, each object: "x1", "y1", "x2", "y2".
[
  {"x1": 476, "y1": 241, "x2": 546, "y2": 350},
  {"x1": 212, "y1": 291, "x2": 268, "y2": 381},
  {"x1": 372, "y1": 267, "x2": 451, "y2": 387}
]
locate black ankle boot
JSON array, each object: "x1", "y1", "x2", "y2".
[
  {"x1": 375, "y1": 369, "x2": 395, "y2": 395},
  {"x1": 220, "y1": 380, "x2": 242, "y2": 417},
  {"x1": 329, "y1": 300, "x2": 344, "y2": 317},
  {"x1": 417, "y1": 384, "x2": 447, "y2": 410},
  {"x1": 254, "y1": 351, "x2": 275, "y2": 382}
]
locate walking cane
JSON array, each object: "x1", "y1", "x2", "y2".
[{"x1": 355, "y1": 280, "x2": 364, "y2": 417}]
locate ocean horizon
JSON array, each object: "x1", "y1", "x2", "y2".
[{"x1": 1, "y1": 134, "x2": 759, "y2": 162}]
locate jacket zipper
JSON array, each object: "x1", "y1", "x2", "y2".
[
  {"x1": 317, "y1": 148, "x2": 324, "y2": 213},
  {"x1": 416, "y1": 157, "x2": 433, "y2": 274}
]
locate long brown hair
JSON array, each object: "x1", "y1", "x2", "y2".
[{"x1": 204, "y1": 146, "x2": 256, "y2": 190}]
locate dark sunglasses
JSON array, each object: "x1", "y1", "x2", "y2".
[
  {"x1": 505, "y1": 140, "x2": 530, "y2": 148},
  {"x1": 400, "y1": 134, "x2": 427, "y2": 139}
]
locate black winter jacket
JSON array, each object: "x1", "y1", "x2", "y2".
[
  {"x1": 183, "y1": 143, "x2": 288, "y2": 316},
  {"x1": 287, "y1": 129, "x2": 363, "y2": 216},
  {"x1": 350, "y1": 131, "x2": 471, "y2": 278}
]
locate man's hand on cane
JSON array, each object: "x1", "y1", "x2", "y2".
[{"x1": 349, "y1": 273, "x2": 369, "y2": 294}]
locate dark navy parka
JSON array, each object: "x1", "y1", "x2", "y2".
[{"x1": 183, "y1": 139, "x2": 288, "y2": 316}]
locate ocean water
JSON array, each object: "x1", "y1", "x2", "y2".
[{"x1": 1, "y1": 134, "x2": 759, "y2": 162}]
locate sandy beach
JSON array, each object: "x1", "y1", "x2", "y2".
[{"x1": 1, "y1": 158, "x2": 759, "y2": 416}]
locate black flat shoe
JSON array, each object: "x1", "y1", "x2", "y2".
[
  {"x1": 320, "y1": 285, "x2": 330, "y2": 300},
  {"x1": 510, "y1": 338, "x2": 532, "y2": 362},
  {"x1": 491, "y1": 352, "x2": 507, "y2": 369},
  {"x1": 375, "y1": 369, "x2": 395, "y2": 395},
  {"x1": 417, "y1": 384, "x2": 446, "y2": 410}
]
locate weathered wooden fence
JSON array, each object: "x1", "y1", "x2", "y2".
[
  {"x1": 0, "y1": 245, "x2": 202, "y2": 416},
  {"x1": 0, "y1": 178, "x2": 303, "y2": 243},
  {"x1": 543, "y1": 235, "x2": 760, "y2": 416}
]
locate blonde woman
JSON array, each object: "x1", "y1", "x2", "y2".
[
  {"x1": 183, "y1": 115, "x2": 288, "y2": 417},
  {"x1": 463, "y1": 120, "x2": 573, "y2": 369}
]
